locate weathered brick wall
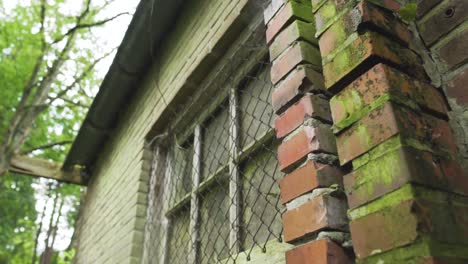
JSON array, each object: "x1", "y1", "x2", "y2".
[
  {"x1": 74, "y1": 1, "x2": 254, "y2": 263},
  {"x1": 310, "y1": 0, "x2": 468, "y2": 262},
  {"x1": 414, "y1": 0, "x2": 468, "y2": 172},
  {"x1": 266, "y1": 0, "x2": 468, "y2": 263},
  {"x1": 264, "y1": 0, "x2": 353, "y2": 262}
]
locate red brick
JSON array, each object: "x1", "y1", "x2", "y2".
[
  {"x1": 319, "y1": 0, "x2": 411, "y2": 58},
  {"x1": 283, "y1": 195, "x2": 347, "y2": 242},
  {"x1": 344, "y1": 146, "x2": 468, "y2": 209},
  {"x1": 330, "y1": 63, "x2": 447, "y2": 132},
  {"x1": 278, "y1": 125, "x2": 336, "y2": 171},
  {"x1": 271, "y1": 41, "x2": 321, "y2": 85},
  {"x1": 266, "y1": 1, "x2": 314, "y2": 44},
  {"x1": 417, "y1": 0, "x2": 468, "y2": 46},
  {"x1": 280, "y1": 160, "x2": 343, "y2": 204},
  {"x1": 336, "y1": 102, "x2": 456, "y2": 165},
  {"x1": 351, "y1": 199, "x2": 419, "y2": 258},
  {"x1": 437, "y1": 26, "x2": 468, "y2": 71},
  {"x1": 275, "y1": 95, "x2": 331, "y2": 138},
  {"x1": 446, "y1": 67, "x2": 468, "y2": 106},
  {"x1": 286, "y1": 238, "x2": 352, "y2": 263},
  {"x1": 322, "y1": 31, "x2": 426, "y2": 90},
  {"x1": 269, "y1": 20, "x2": 317, "y2": 61},
  {"x1": 271, "y1": 65, "x2": 325, "y2": 114}
]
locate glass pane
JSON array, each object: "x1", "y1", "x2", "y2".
[
  {"x1": 201, "y1": 104, "x2": 230, "y2": 180},
  {"x1": 240, "y1": 144, "x2": 283, "y2": 250},
  {"x1": 167, "y1": 208, "x2": 191, "y2": 264},
  {"x1": 239, "y1": 65, "x2": 275, "y2": 149},
  {"x1": 198, "y1": 179, "x2": 230, "y2": 264},
  {"x1": 168, "y1": 139, "x2": 193, "y2": 208}
]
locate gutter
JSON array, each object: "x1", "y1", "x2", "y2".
[{"x1": 63, "y1": 0, "x2": 185, "y2": 172}]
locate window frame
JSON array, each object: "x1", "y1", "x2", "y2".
[{"x1": 146, "y1": 12, "x2": 289, "y2": 264}]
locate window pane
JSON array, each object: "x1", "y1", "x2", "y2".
[
  {"x1": 167, "y1": 208, "x2": 191, "y2": 264},
  {"x1": 198, "y1": 178, "x2": 230, "y2": 264},
  {"x1": 168, "y1": 139, "x2": 193, "y2": 208},
  {"x1": 201, "y1": 104, "x2": 230, "y2": 180},
  {"x1": 239, "y1": 65, "x2": 275, "y2": 149},
  {"x1": 241, "y1": 144, "x2": 283, "y2": 250}
]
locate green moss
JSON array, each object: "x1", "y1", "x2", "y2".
[
  {"x1": 332, "y1": 93, "x2": 391, "y2": 133},
  {"x1": 319, "y1": 2, "x2": 337, "y2": 22},
  {"x1": 348, "y1": 182, "x2": 458, "y2": 220},
  {"x1": 399, "y1": 2, "x2": 418, "y2": 23},
  {"x1": 315, "y1": 0, "x2": 358, "y2": 37},
  {"x1": 289, "y1": 1, "x2": 316, "y2": 23},
  {"x1": 324, "y1": 31, "x2": 369, "y2": 88},
  {"x1": 348, "y1": 183, "x2": 414, "y2": 220},
  {"x1": 352, "y1": 135, "x2": 402, "y2": 169}
]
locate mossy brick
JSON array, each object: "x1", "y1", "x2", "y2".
[
  {"x1": 282, "y1": 194, "x2": 347, "y2": 242},
  {"x1": 322, "y1": 31, "x2": 426, "y2": 91},
  {"x1": 445, "y1": 67, "x2": 468, "y2": 107},
  {"x1": 313, "y1": 0, "x2": 401, "y2": 37},
  {"x1": 357, "y1": 237, "x2": 468, "y2": 264},
  {"x1": 344, "y1": 142, "x2": 468, "y2": 209},
  {"x1": 319, "y1": 0, "x2": 411, "y2": 59},
  {"x1": 415, "y1": 0, "x2": 441, "y2": 19},
  {"x1": 336, "y1": 102, "x2": 456, "y2": 165},
  {"x1": 278, "y1": 124, "x2": 337, "y2": 172},
  {"x1": 264, "y1": 0, "x2": 312, "y2": 24},
  {"x1": 265, "y1": 1, "x2": 315, "y2": 44},
  {"x1": 314, "y1": 0, "x2": 357, "y2": 37},
  {"x1": 330, "y1": 63, "x2": 448, "y2": 133},
  {"x1": 417, "y1": 0, "x2": 468, "y2": 46},
  {"x1": 270, "y1": 41, "x2": 322, "y2": 85},
  {"x1": 365, "y1": 0, "x2": 401, "y2": 12},
  {"x1": 435, "y1": 24, "x2": 468, "y2": 72},
  {"x1": 286, "y1": 238, "x2": 352, "y2": 263},
  {"x1": 269, "y1": 20, "x2": 318, "y2": 61},
  {"x1": 279, "y1": 160, "x2": 344, "y2": 204},
  {"x1": 271, "y1": 65, "x2": 325, "y2": 114},
  {"x1": 311, "y1": 0, "x2": 327, "y2": 14},
  {"x1": 275, "y1": 94, "x2": 331, "y2": 138},
  {"x1": 350, "y1": 194, "x2": 468, "y2": 259},
  {"x1": 365, "y1": 256, "x2": 468, "y2": 264}
]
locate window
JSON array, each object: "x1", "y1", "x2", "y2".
[{"x1": 144, "y1": 17, "x2": 289, "y2": 264}]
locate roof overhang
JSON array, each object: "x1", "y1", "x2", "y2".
[{"x1": 63, "y1": 0, "x2": 186, "y2": 172}]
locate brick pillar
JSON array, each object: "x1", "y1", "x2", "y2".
[
  {"x1": 310, "y1": 0, "x2": 468, "y2": 263},
  {"x1": 264, "y1": 0, "x2": 353, "y2": 263}
]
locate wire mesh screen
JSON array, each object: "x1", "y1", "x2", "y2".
[{"x1": 143, "y1": 3, "x2": 286, "y2": 263}]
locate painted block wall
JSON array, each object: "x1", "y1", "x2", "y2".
[{"x1": 73, "y1": 0, "x2": 256, "y2": 263}]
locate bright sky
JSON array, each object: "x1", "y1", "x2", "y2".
[{"x1": 4, "y1": 0, "x2": 140, "y2": 254}]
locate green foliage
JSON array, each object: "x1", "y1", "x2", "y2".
[
  {"x1": 0, "y1": 173, "x2": 37, "y2": 264},
  {"x1": 56, "y1": 249, "x2": 75, "y2": 264},
  {"x1": 0, "y1": 0, "x2": 122, "y2": 262}
]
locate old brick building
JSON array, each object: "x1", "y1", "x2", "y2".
[{"x1": 64, "y1": 0, "x2": 468, "y2": 263}]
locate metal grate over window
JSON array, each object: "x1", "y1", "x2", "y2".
[{"x1": 143, "y1": 7, "x2": 288, "y2": 264}]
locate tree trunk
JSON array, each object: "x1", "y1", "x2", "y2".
[
  {"x1": 50, "y1": 196, "x2": 64, "y2": 255},
  {"x1": 41, "y1": 187, "x2": 59, "y2": 264},
  {"x1": 31, "y1": 184, "x2": 52, "y2": 264}
]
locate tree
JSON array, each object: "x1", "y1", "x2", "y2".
[
  {"x1": 0, "y1": 0, "x2": 128, "y2": 176},
  {"x1": 0, "y1": 0, "x2": 133, "y2": 262}
]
